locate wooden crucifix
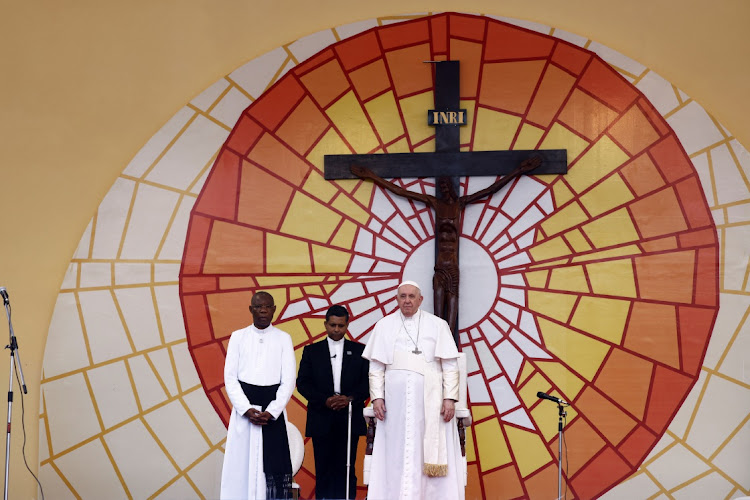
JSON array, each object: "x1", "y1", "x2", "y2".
[{"x1": 325, "y1": 61, "x2": 567, "y2": 343}]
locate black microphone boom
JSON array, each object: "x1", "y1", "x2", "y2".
[
  {"x1": 0, "y1": 287, "x2": 8, "y2": 305},
  {"x1": 537, "y1": 391, "x2": 567, "y2": 405}
]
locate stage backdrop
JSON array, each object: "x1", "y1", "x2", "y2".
[{"x1": 39, "y1": 12, "x2": 750, "y2": 500}]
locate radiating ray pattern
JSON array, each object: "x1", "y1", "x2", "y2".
[
  {"x1": 37, "y1": 11, "x2": 750, "y2": 500},
  {"x1": 180, "y1": 13, "x2": 720, "y2": 499}
]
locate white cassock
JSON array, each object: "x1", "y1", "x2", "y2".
[
  {"x1": 220, "y1": 324, "x2": 296, "y2": 500},
  {"x1": 362, "y1": 309, "x2": 465, "y2": 500}
]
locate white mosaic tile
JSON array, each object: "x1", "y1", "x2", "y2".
[
  {"x1": 129, "y1": 355, "x2": 169, "y2": 410},
  {"x1": 288, "y1": 29, "x2": 338, "y2": 65},
  {"x1": 190, "y1": 78, "x2": 230, "y2": 112},
  {"x1": 159, "y1": 196, "x2": 197, "y2": 260},
  {"x1": 55, "y1": 438, "x2": 127, "y2": 498},
  {"x1": 43, "y1": 293, "x2": 90, "y2": 378},
  {"x1": 230, "y1": 47, "x2": 288, "y2": 98},
  {"x1": 209, "y1": 87, "x2": 252, "y2": 127},
  {"x1": 43, "y1": 374, "x2": 101, "y2": 453},
  {"x1": 120, "y1": 184, "x2": 180, "y2": 259},
  {"x1": 154, "y1": 285, "x2": 187, "y2": 343},
  {"x1": 78, "y1": 290, "x2": 133, "y2": 363},
  {"x1": 124, "y1": 108, "x2": 195, "y2": 178},
  {"x1": 186, "y1": 449, "x2": 224, "y2": 500},
  {"x1": 666, "y1": 101, "x2": 725, "y2": 155},
  {"x1": 685, "y1": 375, "x2": 750, "y2": 458},
  {"x1": 144, "y1": 399, "x2": 210, "y2": 470},
  {"x1": 88, "y1": 361, "x2": 139, "y2": 428},
  {"x1": 645, "y1": 442, "x2": 710, "y2": 490},
  {"x1": 671, "y1": 471, "x2": 735, "y2": 500},
  {"x1": 145, "y1": 115, "x2": 228, "y2": 191},
  {"x1": 103, "y1": 419, "x2": 178, "y2": 498},
  {"x1": 79, "y1": 262, "x2": 111, "y2": 288},
  {"x1": 92, "y1": 178, "x2": 135, "y2": 259},
  {"x1": 712, "y1": 143, "x2": 749, "y2": 205}
]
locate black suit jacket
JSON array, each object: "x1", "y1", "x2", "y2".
[{"x1": 297, "y1": 338, "x2": 369, "y2": 437}]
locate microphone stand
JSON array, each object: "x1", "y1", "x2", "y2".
[
  {"x1": 556, "y1": 401, "x2": 567, "y2": 500},
  {"x1": 2, "y1": 292, "x2": 27, "y2": 500}
]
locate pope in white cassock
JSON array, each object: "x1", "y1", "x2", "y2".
[
  {"x1": 362, "y1": 281, "x2": 465, "y2": 500},
  {"x1": 220, "y1": 291, "x2": 296, "y2": 500}
]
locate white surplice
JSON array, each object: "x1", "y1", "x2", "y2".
[
  {"x1": 362, "y1": 309, "x2": 465, "y2": 500},
  {"x1": 220, "y1": 323, "x2": 296, "y2": 500}
]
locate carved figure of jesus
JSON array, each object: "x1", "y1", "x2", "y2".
[{"x1": 351, "y1": 156, "x2": 541, "y2": 335}]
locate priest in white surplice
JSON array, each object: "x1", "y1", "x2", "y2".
[
  {"x1": 221, "y1": 291, "x2": 296, "y2": 500},
  {"x1": 362, "y1": 281, "x2": 465, "y2": 500}
]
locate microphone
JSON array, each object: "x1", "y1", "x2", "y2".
[
  {"x1": 0, "y1": 287, "x2": 8, "y2": 305},
  {"x1": 537, "y1": 391, "x2": 567, "y2": 405}
]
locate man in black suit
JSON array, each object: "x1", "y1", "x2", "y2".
[{"x1": 297, "y1": 305, "x2": 369, "y2": 499}]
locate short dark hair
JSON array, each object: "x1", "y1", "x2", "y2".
[
  {"x1": 251, "y1": 291, "x2": 274, "y2": 305},
  {"x1": 325, "y1": 304, "x2": 349, "y2": 322}
]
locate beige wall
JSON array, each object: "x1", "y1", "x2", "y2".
[{"x1": 1, "y1": 1, "x2": 748, "y2": 497}]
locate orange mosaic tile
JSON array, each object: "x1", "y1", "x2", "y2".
[
  {"x1": 481, "y1": 465, "x2": 525, "y2": 499},
  {"x1": 378, "y1": 18, "x2": 430, "y2": 50},
  {"x1": 192, "y1": 343, "x2": 225, "y2": 391},
  {"x1": 181, "y1": 276, "x2": 218, "y2": 294},
  {"x1": 182, "y1": 294, "x2": 213, "y2": 346},
  {"x1": 209, "y1": 390, "x2": 231, "y2": 426},
  {"x1": 649, "y1": 135, "x2": 694, "y2": 183},
  {"x1": 678, "y1": 228, "x2": 716, "y2": 248},
  {"x1": 335, "y1": 31, "x2": 381, "y2": 71},
  {"x1": 624, "y1": 302, "x2": 680, "y2": 368},
  {"x1": 595, "y1": 348, "x2": 653, "y2": 419},
  {"x1": 618, "y1": 425, "x2": 658, "y2": 467},
  {"x1": 182, "y1": 215, "x2": 212, "y2": 274},
  {"x1": 578, "y1": 58, "x2": 638, "y2": 113},
  {"x1": 629, "y1": 186, "x2": 688, "y2": 239},
  {"x1": 449, "y1": 13, "x2": 486, "y2": 42},
  {"x1": 570, "y1": 447, "x2": 632, "y2": 499},
  {"x1": 430, "y1": 15, "x2": 448, "y2": 54},
  {"x1": 479, "y1": 60, "x2": 546, "y2": 115},
  {"x1": 276, "y1": 97, "x2": 330, "y2": 155},
  {"x1": 547, "y1": 416, "x2": 605, "y2": 477},
  {"x1": 639, "y1": 236, "x2": 677, "y2": 253},
  {"x1": 195, "y1": 150, "x2": 240, "y2": 220},
  {"x1": 551, "y1": 42, "x2": 591, "y2": 76},
  {"x1": 226, "y1": 114, "x2": 263, "y2": 155},
  {"x1": 644, "y1": 366, "x2": 694, "y2": 433},
  {"x1": 299, "y1": 59, "x2": 351, "y2": 109},
  {"x1": 675, "y1": 176, "x2": 714, "y2": 229},
  {"x1": 204, "y1": 223, "x2": 264, "y2": 275},
  {"x1": 385, "y1": 43, "x2": 433, "y2": 97},
  {"x1": 526, "y1": 64, "x2": 576, "y2": 128},
  {"x1": 634, "y1": 251, "x2": 695, "y2": 304},
  {"x1": 620, "y1": 153, "x2": 666, "y2": 197},
  {"x1": 349, "y1": 59, "x2": 391, "y2": 102},
  {"x1": 678, "y1": 306, "x2": 717, "y2": 375},
  {"x1": 485, "y1": 23, "x2": 554, "y2": 60},
  {"x1": 237, "y1": 160, "x2": 293, "y2": 230},
  {"x1": 637, "y1": 98, "x2": 670, "y2": 136},
  {"x1": 576, "y1": 387, "x2": 637, "y2": 446},
  {"x1": 247, "y1": 133, "x2": 311, "y2": 186},
  {"x1": 523, "y1": 463, "x2": 567, "y2": 499},
  {"x1": 247, "y1": 76, "x2": 305, "y2": 131},
  {"x1": 608, "y1": 104, "x2": 660, "y2": 156},
  {"x1": 293, "y1": 49, "x2": 334, "y2": 77},
  {"x1": 450, "y1": 39, "x2": 483, "y2": 98},
  {"x1": 694, "y1": 247, "x2": 718, "y2": 307},
  {"x1": 557, "y1": 88, "x2": 619, "y2": 140}
]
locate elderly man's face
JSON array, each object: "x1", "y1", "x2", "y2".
[{"x1": 396, "y1": 284, "x2": 423, "y2": 317}]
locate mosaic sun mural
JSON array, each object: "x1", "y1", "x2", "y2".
[{"x1": 39, "y1": 12, "x2": 750, "y2": 500}]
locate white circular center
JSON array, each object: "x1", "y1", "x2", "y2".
[{"x1": 402, "y1": 237, "x2": 498, "y2": 331}]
